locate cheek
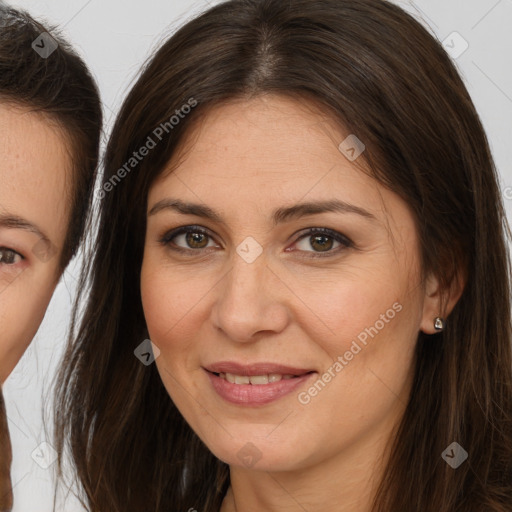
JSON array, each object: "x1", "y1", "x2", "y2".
[
  {"x1": 292, "y1": 260, "x2": 422, "y2": 407},
  {"x1": 301, "y1": 280, "x2": 420, "y2": 404},
  {"x1": 140, "y1": 261, "x2": 214, "y2": 428},
  {"x1": 0, "y1": 275, "x2": 56, "y2": 382},
  {"x1": 316, "y1": 283, "x2": 408, "y2": 354},
  {"x1": 288, "y1": 262, "x2": 403, "y2": 352},
  {"x1": 140, "y1": 260, "x2": 213, "y2": 356},
  {"x1": 289, "y1": 287, "x2": 419, "y2": 466},
  {"x1": 304, "y1": 247, "x2": 422, "y2": 354}
]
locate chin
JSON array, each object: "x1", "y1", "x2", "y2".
[
  {"x1": 217, "y1": 447, "x2": 301, "y2": 472},
  {"x1": 200, "y1": 429, "x2": 313, "y2": 472}
]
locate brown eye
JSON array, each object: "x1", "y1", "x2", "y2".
[
  {"x1": 160, "y1": 226, "x2": 219, "y2": 252},
  {"x1": 293, "y1": 228, "x2": 352, "y2": 257},
  {"x1": 185, "y1": 231, "x2": 209, "y2": 249},
  {"x1": 0, "y1": 248, "x2": 23, "y2": 265},
  {"x1": 309, "y1": 234, "x2": 334, "y2": 252}
]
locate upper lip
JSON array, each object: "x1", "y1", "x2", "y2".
[{"x1": 204, "y1": 361, "x2": 315, "y2": 376}]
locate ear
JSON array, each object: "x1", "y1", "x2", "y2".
[{"x1": 419, "y1": 269, "x2": 465, "y2": 334}]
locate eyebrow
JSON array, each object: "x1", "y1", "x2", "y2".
[
  {"x1": 148, "y1": 198, "x2": 377, "y2": 225},
  {"x1": 0, "y1": 213, "x2": 51, "y2": 243}
]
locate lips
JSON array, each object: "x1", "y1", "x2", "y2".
[{"x1": 203, "y1": 362, "x2": 316, "y2": 406}]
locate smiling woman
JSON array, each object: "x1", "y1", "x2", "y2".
[
  {"x1": 0, "y1": 6, "x2": 102, "y2": 511},
  {"x1": 55, "y1": 0, "x2": 511, "y2": 511}
]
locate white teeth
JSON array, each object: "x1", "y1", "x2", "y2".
[
  {"x1": 249, "y1": 375, "x2": 269, "y2": 385},
  {"x1": 218, "y1": 372, "x2": 297, "y2": 384}
]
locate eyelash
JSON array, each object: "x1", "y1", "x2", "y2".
[
  {"x1": 159, "y1": 225, "x2": 353, "y2": 258},
  {"x1": 0, "y1": 247, "x2": 24, "y2": 265}
]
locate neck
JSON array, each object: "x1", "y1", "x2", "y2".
[{"x1": 0, "y1": 388, "x2": 13, "y2": 511}]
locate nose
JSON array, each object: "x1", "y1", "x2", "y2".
[{"x1": 210, "y1": 249, "x2": 290, "y2": 343}]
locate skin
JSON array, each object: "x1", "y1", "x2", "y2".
[
  {"x1": 141, "y1": 95, "x2": 463, "y2": 512},
  {"x1": 0, "y1": 102, "x2": 70, "y2": 384}
]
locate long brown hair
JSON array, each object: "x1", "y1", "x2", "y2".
[{"x1": 54, "y1": 0, "x2": 512, "y2": 510}]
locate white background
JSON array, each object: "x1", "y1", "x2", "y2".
[{"x1": 2, "y1": 0, "x2": 512, "y2": 510}]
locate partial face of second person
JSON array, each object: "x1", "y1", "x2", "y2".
[
  {"x1": 0, "y1": 102, "x2": 70, "y2": 384},
  {"x1": 141, "y1": 95, "x2": 444, "y2": 474}
]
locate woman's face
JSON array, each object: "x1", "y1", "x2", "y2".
[
  {"x1": 0, "y1": 103, "x2": 70, "y2": 384},
  {"x1": 141, "y1": 95, "x2": 441, "y2": 472}
]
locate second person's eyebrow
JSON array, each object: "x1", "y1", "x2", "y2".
[
  {"x1": 0, "y1": 212, "x2": 52, "y2": 243},
  {"x1": 148, "y1": 198, "x2": 377, "y2": 225}
]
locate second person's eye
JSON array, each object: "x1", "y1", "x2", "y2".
[{"x1": 0, "y1": 247, "x2": 23, "y2": 265}]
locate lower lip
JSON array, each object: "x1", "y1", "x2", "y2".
[{"x1": 205, "y1": 370, "x2": 315, "y2": 406}]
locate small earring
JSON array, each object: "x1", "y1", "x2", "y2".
[{"x1": 434, "y1": 317, "x2": 445, "y2": 331}]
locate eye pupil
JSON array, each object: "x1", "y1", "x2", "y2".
[
  {"x1": 310, "y1": 235, "x2": 333, "y2": 252},
  {"x1": 0, "y1": 249, "x2": 17, "y2": 264},
  {"x1": 186, "y1": 232, "x2": 208, "y2": 248}
]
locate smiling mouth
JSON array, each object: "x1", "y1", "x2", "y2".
[{"x1": 204, "y1": 364, "x2": 316, "y2": 406}]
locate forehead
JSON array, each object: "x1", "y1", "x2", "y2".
[
  {"x1": 151, "y1": 95, "x2": 382, "y2": 214},
  {"x1": 0, "y1": 102, "x2": 71, "y2": 246},
  {"x1": 168, "y1": 95, "x2": 354, "y2": 173}
]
